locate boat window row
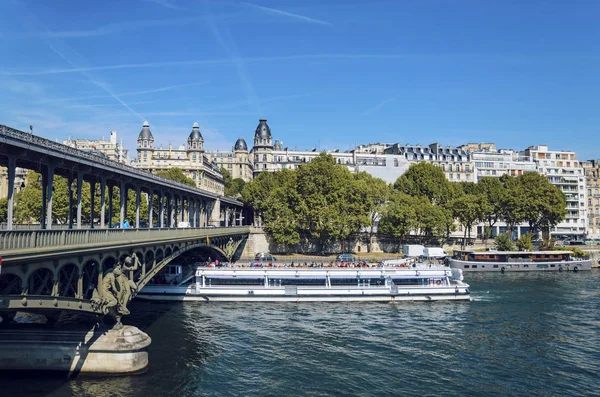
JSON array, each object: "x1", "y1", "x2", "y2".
[{"x1": 204, "y1": 277, "x2": 441, "y2": 287}]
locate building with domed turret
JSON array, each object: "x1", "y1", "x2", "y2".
[
  {"x1": 134, "y1": 121, "x2": 224, "y2": 195},
  {"x1": 205, "y1": 137, "x2": 254, "y2": 182}
]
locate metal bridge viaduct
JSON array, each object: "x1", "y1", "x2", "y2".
[{"x1": 0, "y1": 125, "x2": 252, "y2": 374}]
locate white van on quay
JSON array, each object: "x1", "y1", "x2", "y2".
[
  {"x1": 177, "y1": 221, "x2": 190, "y2": 228},
  {"x1": 423, "y1": 247, "x2": 448, "y2": 259}
]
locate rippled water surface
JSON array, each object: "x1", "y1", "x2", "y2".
[{"x1": 2, "y1": 270, "x2": 600, "y2": 396}]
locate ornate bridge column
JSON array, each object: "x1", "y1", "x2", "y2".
[
  {"x1": 67, "y1": 173, "x2": 75, "y2": 229},
  {"x1": 186, "y1": 197, "x2": 191, "y2": 224},
  {"x1": 167, "y1": 194, "x2": 173, "y2": 227},
  {"x1": 90, "y1": 178, "x2": 96, "y2": 229},
  {"x1": 76, "y1": 171, "x2": 83, "y2": 229},
  {"x1": 135, "y1": 186, "x2": 141, "y2": 229},
  {"x1": 159, "y1": 191, "x2": 165, "y2": 228},
  {"x1": 108, "y1": 182, "x2": 114, "y2": 228},
  {"x1": 148, "y1": 188, "x2": 154, "y2": 228},
  {"x1": 45, "y1": 164, "x2": 55, "y2": 230},
  {"x1": 6, "y1": 156, "x2": 16, "y2": 230},
  {"x1": 40, "y1": 165, "x2": 49, "y2": 229},
  {"x1": 100, "y1": 177, "x2": 107, "y2": 228},
  {"x1": 120, "y1": 180, "x2": 126, "y2": 227}
]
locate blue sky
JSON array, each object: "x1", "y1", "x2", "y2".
[{"x1": 1, "y1": 0, "x2": 599, "y2": 159}]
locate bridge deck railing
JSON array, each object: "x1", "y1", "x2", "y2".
[{"x1": 0, "y1": 227, "x2": 249, "y2": 251}]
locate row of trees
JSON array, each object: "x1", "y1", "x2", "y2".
[
  {"x1": 242, "y1": 153, "x2": 568, "y2": 252},
  {"x1": 0, "y1": 168, "x2": 196, "y2": 226},
  {"x1": 380, "y1": 162, "x2": 566, "y2": 248}
]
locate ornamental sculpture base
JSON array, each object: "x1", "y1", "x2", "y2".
[{"x1": 0, "y1": 325, "x2": 151, "y2": 375}]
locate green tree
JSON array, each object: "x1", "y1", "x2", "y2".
[
  {"x1": 498, "y1": 174, "x2": 525, "y2": 237},
  {"x1": 394, "y1": 162, "x2": 454, "y2": 206},
  {"x1": 477, "y1": 177, "x2": 506, "y2": 240},
  {"x1": 14, "y1": 171, "x2": 43, "y2": 223},
  {"x1": 156, "y1": 168, "x2": 196, "y2": 187},
  {"x1": 0, "y1": 197, "x2": 7, "y2": 223},
  {"x1": 495, "y1": 232, "x2": 515, "y2": 251},
  {"x1": 412, "y1": 197, "x2": 454, "y2": 242},
  {"x1": 378, "y1": 192, "x2": 416, "y2": 251},
  {"x1": 354, "y1": 172, "x2": 390, "y2": 252},
  {"x1": 516, "y1": 233, "x2": 534, "y2": 251},
  {"x1": 516, "y1": 172, "x2": 566, "y2": 238},
  {"x1": 451, "y1": 194, "x2": 490, "y2": 249},
  {"x1": 221, "y1": 168, "x2": 246, "y2": 197},
  {"x1": 295, "y1": 153, "x2": 370, "y2": 251}
]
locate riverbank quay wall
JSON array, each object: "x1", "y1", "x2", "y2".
[
  {"x1": 240, "y1": 228, "x2": 437, "y2": 257},
  {"x1": 241, "y1": 229, "x2": 600, "y2": 267}
]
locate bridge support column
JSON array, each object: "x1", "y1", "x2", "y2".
[
  {"x1": 108, "y1": 183, "x2": 114, "y2": 228},
  {"x1": 68, "y1": 174, "x2": 74, "y2": 229},
  {"x1": 6, "y1": 156, "x2": 16, "y2": 231},
  {"x1": 225, "y1": 207, "x2": 229, "y2": 227},
  {"x1": 199, "y1": 201, "x2": 205, "y2": 227},
  {"x1": 148, "y1": 189, "x2": 154, "y2": 229},
  {"x1": 41, "y1": 166, "x2": 47, "y2": 229},
  {"x1": 186, "y1": 197, "x2": 191, "y2": 224},
  {"x1": 45, "y1": 165, "x2": 55, "y2": 230},
  {"x1": 180, "y1": 197, "x2": 185, "y2": 224},
  {"x1": 167, "y1": 195, "x2": 173, "y2": 227},
  {"x1": 100, "y1": 177, "x2": 106, "y2": 228},
  {"x1": 159, "y1": 191, "x2": 165, "y2": 228},
  {"x1": 192, "y1": 200, "x2": 197, "y2": 228},
  {"x1": 76, "y1": 171, "x2": 83, "y2": 229},
  {"x1": 90, "y1": 179, "x2": 96, "y2": 229},
  {"x1": 135, "y1": 186, "x2": 141, "y2": 229},
  {"x1": 120, "y1": 181, "x2": 126, "y2": 228}
]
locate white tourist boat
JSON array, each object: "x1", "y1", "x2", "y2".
[
  {"x1": 448, "y1": 250, "x2": 592, "y2": 272},
  {"x1": 138, "y1": 264, "x2": 471, "y2": 302}
]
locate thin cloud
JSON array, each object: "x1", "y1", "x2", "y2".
[
  {"x1": 1, "y1": 54, "x2": 417, "y2": 76},
  {"x1": 141, "y1": 0, "x2": 186, "y2": 10},
  {"x1": 244, "y1": 2, "x2": 333, "y2": 27},
  {"x1": 39, "y1": 82, "x2": 208, "y2": 103},
  {"x1": 364, "y1": 94, "x2": 402, "y2": 115}
]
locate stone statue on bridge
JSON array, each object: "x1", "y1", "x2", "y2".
[{"x1": 92, "y1": 254, "x2": 140, "y2": 329}]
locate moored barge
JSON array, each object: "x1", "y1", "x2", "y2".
[{"x1": 448, "y1": 250, "x2": 592, "y2": 272}]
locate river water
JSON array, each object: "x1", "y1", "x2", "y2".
[{"x1": 2, "y1": 270, "x2": 599, "y2": 396}]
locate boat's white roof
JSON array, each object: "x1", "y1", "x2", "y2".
[
  {"x1": 196, "y1": 266, "x2": 451, "y2": 278},
  {"x1": 462, "y1": 250, "x2": 571, "y2": 255}
]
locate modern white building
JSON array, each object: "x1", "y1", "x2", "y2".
[
  {"x1": 520, "y1": 145, "x2": 587, "y2": 238},
  {"x1": 472, "y1": 148, "x2": 537, "y2": 181}
]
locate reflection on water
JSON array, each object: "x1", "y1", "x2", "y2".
[{"x1": 1, "y1": 270, "x2": 599, "y2": 396}]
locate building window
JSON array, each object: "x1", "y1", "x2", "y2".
[{"x1": 263, "y1": 154, "x2": 267, "y2": 161}]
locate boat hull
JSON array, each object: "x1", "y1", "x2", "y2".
[
  {"x1": 137, "y1": 285, "x2": 471, "y2": 302},
  {"x1": 448, "y1": 258, "x2": 592, "y2": 272}
]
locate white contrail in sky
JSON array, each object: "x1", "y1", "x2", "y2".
[
  {"x1": 39, "y1": 82, "x2": 208, "y2": 103},
  {"x1": 48, "y1": 45, "x2": 145, "y2": 120},
  {"x1": 1, "y1": 54, "x2": 416, "y2": 76},
  {"x1": 243, "y1": 2, "x2": 333, "y2": 26}
]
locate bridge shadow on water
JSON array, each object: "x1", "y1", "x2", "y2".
[{"x1": 0, "y1": 299, "x2": 194, "y2": 397}]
